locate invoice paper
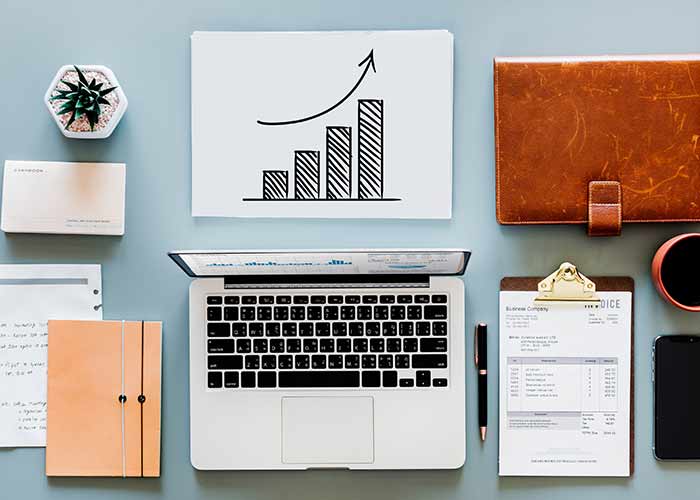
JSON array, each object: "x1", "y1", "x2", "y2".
[{"x1": 498, "y1": 291, "x2": 632, "y2": 477}]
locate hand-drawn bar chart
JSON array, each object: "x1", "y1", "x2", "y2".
[{"x1": 244, "y1": 98, "x2": 399, "y2": 202}]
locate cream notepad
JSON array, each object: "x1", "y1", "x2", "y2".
[{"x1": 1, "y1": 160, "x2": 125, "y2": 235}]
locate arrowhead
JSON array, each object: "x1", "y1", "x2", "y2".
[{"x1": 358, "y1": 49, "x2": 376, "y2": 73}]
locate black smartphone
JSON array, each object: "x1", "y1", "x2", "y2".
[{"x1": 654, "y1": 335, "x2": 700, "y2": 460}]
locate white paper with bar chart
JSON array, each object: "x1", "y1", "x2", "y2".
[{"x1": 191, "y1": 31, "x2": 453, "y2": 218}]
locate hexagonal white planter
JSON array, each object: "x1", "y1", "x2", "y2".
[{"x1": 44, "y1": 65, "x2": 128, "y2": 139}]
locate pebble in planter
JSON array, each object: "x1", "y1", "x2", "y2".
[{"x1": 45, "y1": 65, "x2": 128, "y2": 139}]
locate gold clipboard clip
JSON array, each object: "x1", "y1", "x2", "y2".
[{"x1": 535, "y1": 262, "x2": 599, "y2": 303}]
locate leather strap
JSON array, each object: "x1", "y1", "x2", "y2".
[{"x1": 588, "y1": 181, "x2": 622, "y2": 237}]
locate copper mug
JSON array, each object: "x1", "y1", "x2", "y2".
[{"x1": 652, "y1": 233, "x2": 700, "y2": 311}]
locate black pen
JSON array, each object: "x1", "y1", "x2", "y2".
[{"x1": 474, "y1": 323, "x2": 488, "y2": 441}]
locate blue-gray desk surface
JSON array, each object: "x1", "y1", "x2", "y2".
[{"x1": 2, "y1": 0, "x2": 700, "y2": 498}]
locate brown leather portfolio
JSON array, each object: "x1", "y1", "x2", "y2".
[
  {"x1": 494, "y1": 54, "x2": 700, "y2": 236},
  {"x1": 46, "y1": 320, "x2": 162, "y2": 477}
]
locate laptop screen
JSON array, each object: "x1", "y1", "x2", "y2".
[{"x1": 169, "y1": 250, "x2": 469, "y2": 278}]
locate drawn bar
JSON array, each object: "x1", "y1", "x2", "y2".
[
  {"x1": 358, "y1": 99, "x2": 384, "y2": 199},
  {"x1": 326, "y1": 126, "x2": 352, "y2": 199},
  {"x1": 294, "y1": 151, "x2": 321, "y2": 200},
  {"x1": 262, "y1": 170, "x2": 288, "y2": 200}
]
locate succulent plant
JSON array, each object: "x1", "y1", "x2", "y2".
[{"x1": 49, "y1": 65, "x2": 118, "y2": 131}]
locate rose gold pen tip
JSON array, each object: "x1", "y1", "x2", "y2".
[{"x1": 480, "y1": 427, "x2": 487, "y2": 441}]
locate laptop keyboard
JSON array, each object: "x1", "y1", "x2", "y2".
[{"x1": 206, "y1": 293, "x2": 449, "y2": 390}]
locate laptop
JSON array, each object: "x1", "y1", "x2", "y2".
[{"x1": 169, "y1": 249, "x2": 470, "y2": 470}]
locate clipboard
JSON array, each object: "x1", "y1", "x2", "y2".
[{"x1": 500, "y1": 262, "x2": 635, "y2": 475}]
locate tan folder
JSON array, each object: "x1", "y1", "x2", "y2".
[{"x1": 46, "y1": 320, "x2": 162, "y2": 477}]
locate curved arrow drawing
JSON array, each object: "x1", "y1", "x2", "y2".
[{"x1": 257, "y1": 49, "x2": 376, "y2": 126}]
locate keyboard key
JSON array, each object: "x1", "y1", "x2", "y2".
[
  {"x1": 328, "y1": 296, "x2": 343, "y2": 304},
  {"x1": 324, "y1": 306, "x2": 339, "y2": 320},
  {"x1": 378, "y1": 354, "x2": 393, "y2": 368},
  {"x1": 311, "y1": 355, "x2": 326, "y2": 369},
  {"x1": 207, "y1": 307, "x2": 222, "y2": 321},
  {"x1": 311, "y1": 295, "x2": 326, "y2": 304},
  {"x1": 240, "y1": 307, "x2": 255, "y2": 321},
  {"x1": 293, "y1": 295, "x2": 309, "y2": 304},
  {"x1": 282, "y1": 323, "x2": 297, "y2": 337},
  {"x1": 362, "y1": 354, "x2": 376, "y2": 369},
  {"x1": 276, "y1": 296, "x2": 291, "y2": 304},
  {"x1": 332, "y1": 322, "x2": 347, "y2": 336},
  {"x1": 344, "y1": 354, "x2": 359, "y2": 368},
  {"x1": 299, "y1": 323, "x2": 314, "y2": 336},
  {"x1": 295, "y1": 355, "x2": 310, "y2": 369},
  {"x1": 345, "y1": 295, "x2": 361, "y2": 304},
  {"x1": 209, "y1": 355, "x2": 243, "y2": 370},
  {"x1": 258, "y1": 371, "x2": 276, "y2": 388},
  {"x1": 366, "y1": 322, "x2": 380, "y2": 336},
  {"x1": 274, "y1": 306, "x2": 289, "y2": 321},
  {"x1": 399, "y1": 378, "x2": 414, "y2": 388},
  {"x1": 349, "y1": 322, "x2": 364, "y2": 336},
  {"x1": 416, "y1": 370, "x2": 431, "y2": 387},
  {"x1": 433, "y1": 378, "x2": 447, "y2": 387},
  {"x1": 433, "y1": 322, "x2": 448, "y2": 336},
  {"x1": 208, "y1": 323, "x2": 230, "y2": 337},
  {"x1": 412, "y1": 354, "x2": 448, "y2": 368},
  {"x1": 328, "y1": 354, "x2": 343, "y2": 368},
  {"x1": 278, "y1": 355, "x2": 293, "y2": 369},
  {"x1": 224, "y1": 307, "x2": 239, "y2": 321},
  {"x1": 242, "y1": 296, "x2": 257, "y2": 304},
  {"x1": 279, "y1": 370, "x2": 359, "y2": 388},
  {"x1": 224, "y1": 296, "x2": 240, "y2": 305},
  {"x1": 399, "y1": 323, "x2": 414, "y2": 336},
  {"x1": 207, "y1": 296, "x2": 223, "y2": 305},
  {"x1": 407, "y1": 306, "x2": 422, "y2": 320},
  {"x1": 397, "y1": 295, "x2": 412, "y2": 303},
  {"x1": 208, "y1": 371, "x2": 222, "y2": 388},
  {"x1": 382, "y1": 322, "x2": 397, "y2": 336},
  {"x1": 395, "y1": 354, "x2": 410, "y2": 368},
  {"x1": 363, "y1": 295, "x2": 378, "y2": 304},
  {"x1": 286, "y1": 339, "x2": 301, "y2": 353},
  {"x1": 380, "y1": 295, "x2": 396, "y2": 304},
  {"x1": 424, "y1": 305, "x2": 448, "y2": 320},
  {"x1": 341, "y1": 306, "x2": 356, "y2": 320},
  {"x1": 253, "y1": 339, "x2": 268, "y2": 353},
  {"x1": 290, "y1": 306, "x2": 305, "y2": 320},
  {"x1": 353, "y1": 338, "x2": 368, "y2": 352},
  {"x1": 249, "y1": 323, "x2": 263, "y2": 337},
  {"x1": 417, "y1": 322, "x2": 431, "y2": 336},
  {"x1": 390, "y1": 306, "x2": 405, "y2": 320},
  {"x1": 265, "y1": 323, "x2": 281, "y2": 337},
  {"x1": 208, "y1": 339, "x2": 235, "y2": 353},
  {"x1": 270, "y1": 339, "x2": 285, "y2": 353},
  {"x1": 224, "y1": 371, "x2": 239, "y2": 388},
  {"x1": 415, "y1": 295, "x2": 430, "y2": 304},
  {"x1": 420, "y1": 338, "x2": 447, "y2": 352},
  {"x1": 307, "y1": 307, "x2": 323, "y2": 320},
  {"x1": 432, "y1": 295, "x2": 448, "y2": 303},
  {"x1": 403, "y1": 338, "x2": 418, "y2": 352},
  {"x1": 362, "y1": 370, "x2": 381, "y2": 387},
  {"x1": 257, "y1": 306, "x2": 272, "y2": 321},
  {"x1": 387, "y1": 339, "x2": 402, "y2": 353},
  {"x1": 383, "y1": 370, "x2": 398, "y2": 387},
  {"x1": 261, "y1": 355, "x2": 276, "y2": 369},
  {"x1": 231, "y1": 323, "x2": 247, "y2": 337},
  {"x1": 320, "y1": 339, "x2": 334, "y2": 353},
  {"x1": 241, "y1": 371, "x2": 256, "y2": 388},
  {"x1": 236, "y1": 339, "x2": 251, "y2": 353},
  {"x1": 303, "y1": 339, "x2": 318, "y2": 353},
  {"x1": 337, "y1": 339, "x2": 351, "y2": 353},
  {"x1": 244, "y1": 355, "x2": 259, "y2": 369},
  {"x1": 370, "y1": 338, "x2": 385, "y2": 353},
  {"x1": 315, "y1": 322, "x2": 330, "y2": 336},
  {"x1": 358, "y1": 306, "x2": 372, "y2": 320},
  {"x1": 373, "y1": 306, "x2": 389, "y2": 320},
  {"x1": 259, "y1": 296, "x2": 274, "y2": 304}
]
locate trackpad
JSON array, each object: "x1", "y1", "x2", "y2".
[{"x1": 282, "y1": 397, "x2": 374, "y2": 464}]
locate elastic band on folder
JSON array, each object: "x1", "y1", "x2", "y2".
[{"x1": 120, "y1": 320, "x2": 126, "y2": 478}]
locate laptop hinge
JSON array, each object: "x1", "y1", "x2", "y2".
[{"x1": 223, "y1": 274, "x2": 430, "y2": 290}]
